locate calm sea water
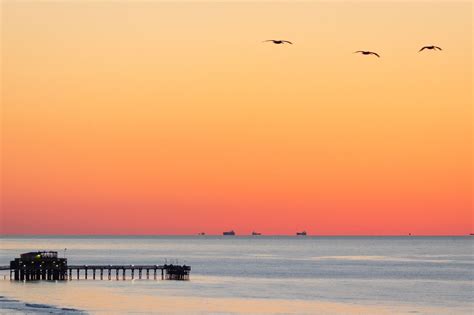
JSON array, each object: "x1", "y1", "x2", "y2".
[{"x1": 0, "y1": 236, "x2": 472, "y2": 314}]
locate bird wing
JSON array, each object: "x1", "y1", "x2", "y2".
[
  {"x1": 419, "y1": 46, "x2": 427, "y2": 52},
  {"x1": 371, "y1": 52, "x2": 380, "y2": 57},
  {"x1": 435, "y1": 46, "x2": 442, "y2": 50},
  {"x1": 354, "y1": 51, "x2": 364, "y2": 54},
  {"x1": 282, "y1": 40, "x2": 293, "y2": 44},
  {"x1": 262, "y1": 40, "x2": 274, "y2": 43}
]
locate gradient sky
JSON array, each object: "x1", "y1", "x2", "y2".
[{"x1": 1, "y1": 1, "x2": 472, "y2": 235}]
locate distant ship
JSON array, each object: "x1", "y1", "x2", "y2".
[
  {"x1": 198, "y1": 232, "x2": 205, "y2": 236},
  {"x1": 223, "y1": 230, "x2": 235, "y2": 236},
  {"x1": 296, "y1": 231, "x2": 307, "y2": 236},
  {"x1": 251, "y1": 232, "x2": 262, "y2": 236}
]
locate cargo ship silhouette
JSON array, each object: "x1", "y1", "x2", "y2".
[
  {"x1": 223, "y1": 230, "x2": 235, "y2": 236},
  {"x1": 296, "y1": 231, "x2": 307, "y2": 236},
  {"x1": 251, "y1": 232, "x2": 262, "y2": 236}
]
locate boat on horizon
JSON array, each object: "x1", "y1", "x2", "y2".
[
  {"x1": 197, "y1": 232, "x2": 205, "y2": 236},
  {"x1": 296, "y1": 231, "x2": 307, "y2": 236},
  {"x1": 251, "y1": 232, "x2": 262, "y2": 236},
  {"x1": 223, "y1": 230, "x2": 235, "y2": 236}
]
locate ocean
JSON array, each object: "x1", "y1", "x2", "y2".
[{"x1": 0, "y1": 236, "x2": 472, "y2": 314}]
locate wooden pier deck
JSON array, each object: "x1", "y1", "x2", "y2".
[{"x1": 66, "y1": 264, "x2": 190, "y2": 280}]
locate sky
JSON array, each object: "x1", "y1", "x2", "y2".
[{"x1": 1, "y1": 1, "x2": 472, "y2": 235}]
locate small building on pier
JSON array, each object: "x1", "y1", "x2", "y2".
[
  {"x1": 10, "y1": 251, "x2": 67, "y2": 281},
  {"x1": 163, "y1": 264, "x2": 191, "y2": 280}
]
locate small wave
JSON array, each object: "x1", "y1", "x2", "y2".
[
  {"x1": 309, "y1": 255, "x2": 471, "y2": 264},
  {"x1": 0, "y1": 298, "x2": 19, "y2": 303},
  {"x1": 25, "y1": 303, "x2": 54, "y2": 309},
  {"x1": 312, "y1": 255, "x2": 388, "y2": 261},
  {"x1": 0, "y1": 296, "x2": 85, "y2": 314},
  {"x1": 62, "y1": 307, "x2": 81, "y2": 311}
]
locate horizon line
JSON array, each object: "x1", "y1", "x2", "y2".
[{"x1": 0, "y1": 234, "x2": 472, "y2": 237}]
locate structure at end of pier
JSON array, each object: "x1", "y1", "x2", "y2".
[
  {"x1": 10, "y1": 251, "x2": 67, "y2": 281},
  {"x1": 163, "y1": 264, "x2": 191, "y2": 280}
]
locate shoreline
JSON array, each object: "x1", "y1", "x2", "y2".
[{"x1": 1, "y1": 291, "x2": 470, "y2": 315}]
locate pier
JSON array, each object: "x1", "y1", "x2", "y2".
[
  {"x1": 2, "y1": 251, "x2": 190, "y2": 281},
  {"x1": 67, "y1": 264, "x2": 190, "y2": 281}
]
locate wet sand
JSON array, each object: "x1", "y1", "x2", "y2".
[{"x1": 1, "y1": 284, "x2": 468, "y2": 315}]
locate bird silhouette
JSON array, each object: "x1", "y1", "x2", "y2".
[
  {"x1": 263, "y1": 40, "x2": 293, "y2": 45},
  {"x1": 354, "y1": 51, "x2": 380, "y2": 57},
  {"x1": 419, "y1": 45, "x2": 442, "y2": 52}
]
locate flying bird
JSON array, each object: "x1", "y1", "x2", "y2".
[
  {"x1": 263, "y1": 40, "x2": 293, "y2": 45},
  {"x1": 419, "y1": 45, "x2": 442, "y2": 52},
  {"x1": 354, "y1": 51, "x2": 380, "y2": 57}
]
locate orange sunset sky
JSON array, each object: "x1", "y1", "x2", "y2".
[{"x1": 1, "y1": 1, "x2": 472, "y2": 235}]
